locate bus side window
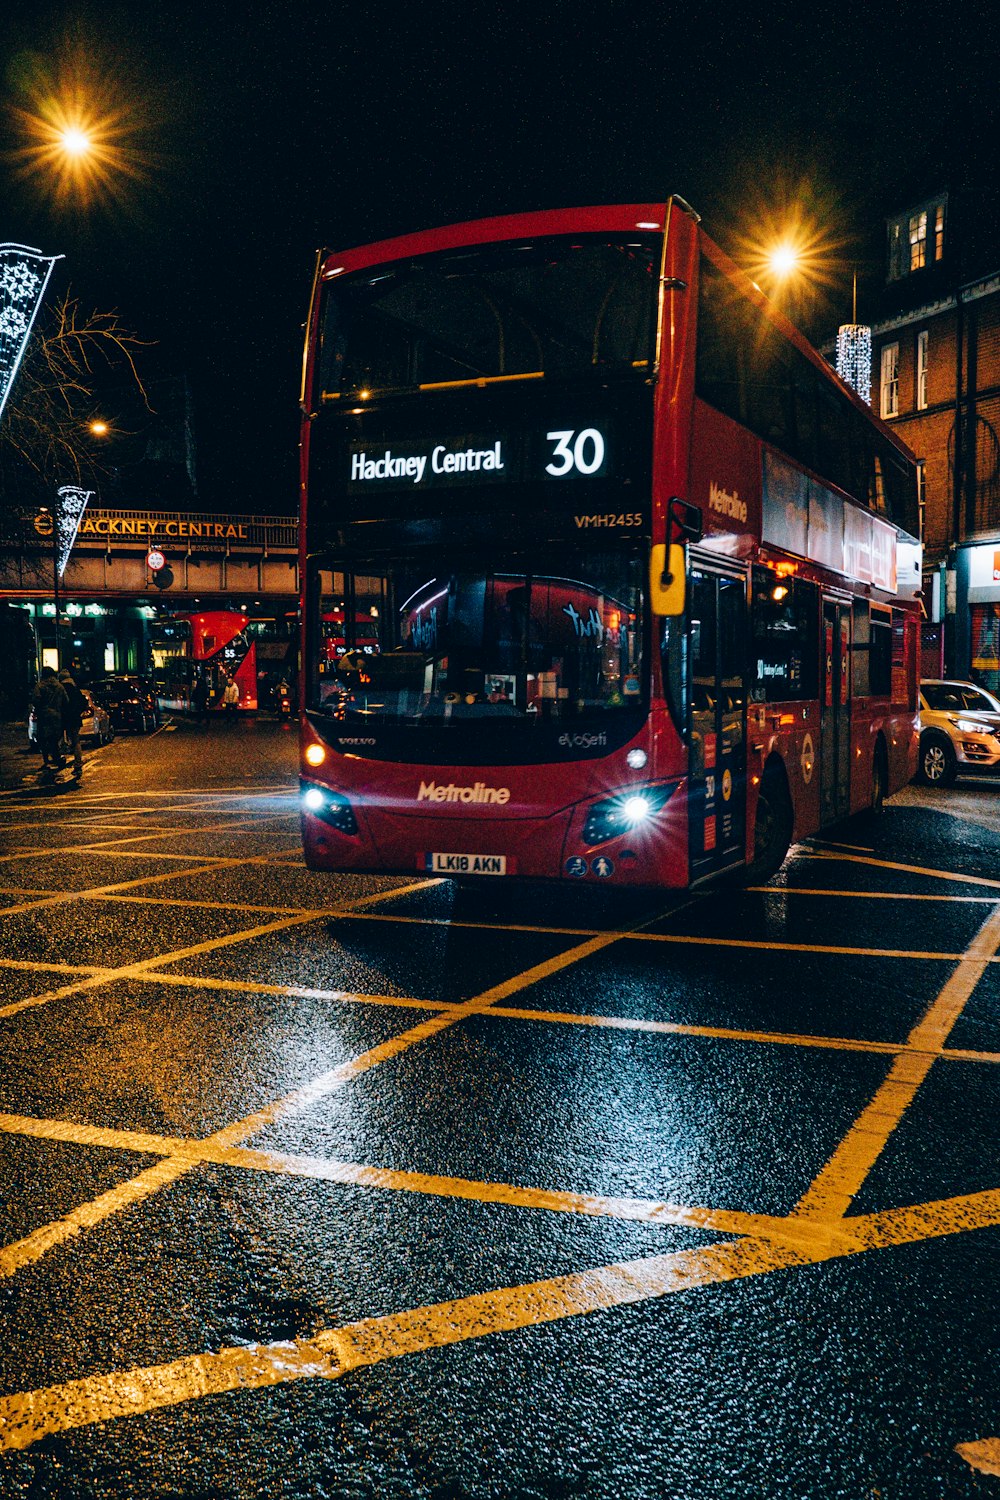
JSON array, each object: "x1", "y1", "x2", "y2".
[
  {"x1": 852, "y1": 599, "x2": 871, "y2": 697},
  {"x1": 660, "y1": 615, "x2": 688, "y2": 739},
  {"x1": 891, "y1": 609, "x2": 912, "y2": 706},
  {"x1": 870, "y1": 610, "x2": 893, "y2": 697},
  {"x1": 751, "y1": 568, "x2": 819, "y2": 702}
]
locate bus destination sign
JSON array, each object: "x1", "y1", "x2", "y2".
[{"x1": 346, "y1": 427, "x2": 611, "y2": 491}]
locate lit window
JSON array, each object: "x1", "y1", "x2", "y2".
[
  {"x1": 909, "y1": 211, "x2": 928, "y2": 271},
  {"x1": 887, "y1": 197, "x2": 946, "y2": 280},
  {"x1": 916, "y1": 330, "x2": 929, "y2": 410},
  {"x1": 916, "y1": 459, "x2": 926, "y2": 538},
  {"x1": 934, "y1": 203, "x2": 945, "y2": 261},
  {"x1": 880, "y1": 343, "x2": 899, "y2": 419}
]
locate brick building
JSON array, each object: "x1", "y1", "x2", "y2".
[{"x1": 867, "y1": 187, "x2": 1000, "y2": 690}]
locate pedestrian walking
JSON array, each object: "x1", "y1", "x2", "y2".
[
  {"x1": 31, "y1": 667, "x2": 69, "y2": 774},
  {"x1": 221, "y1": 675, "x2": 240, "y2": 722},
  {"x1": 192, "y1": 672, "x2": 210, "y2": 726},
  {"x1": 58, "y1": 668, "x2": 88, "y2": 780}
]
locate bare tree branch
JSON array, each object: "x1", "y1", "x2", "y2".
[{"x1": 0, "y1": 291, "x2": 154, "y2": 495}]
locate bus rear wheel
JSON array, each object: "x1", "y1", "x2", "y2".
[
  {"x1": 870, "y1": 741, "x2": 888, "y2": 815},
  {"x1": 746, "y1": 766, "x2": 794, "y2": 884}
]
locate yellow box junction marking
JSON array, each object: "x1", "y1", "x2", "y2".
[
  {"x1": 4, "y1": 1186, "x2": 1000, "y2": 1453},
  {"x1": 2, "y1": 804, "x2": 1000, "y2": 1454},
  {"x1": 791, "y1": 903, "x2": 1000, "y2": 1219}
]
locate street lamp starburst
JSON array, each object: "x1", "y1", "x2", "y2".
[
  {"x1": 730, "y1": 175, "x2": 852, "y2": 319},
  {"x1": 5, "y1": 45, "x2": 150, "y2": 211},
  {"x1": 59, "y1": 126, "x2": 93, "y2": 158}
]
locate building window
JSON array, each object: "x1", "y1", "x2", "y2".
[
  {"x1": 880, "y1": 343, "x2": 899, "y2": 419},
  {"x1": 887, "y1": 195, "x2": 947, "y2": 281},
  {"x1": 916, "y1": 459, "x2": 926, "y2": 539},
  {"x1": 916, "y1": 329, "x2": 929, "y2": 410},
  {"x1": 909, "y1": 211, "x2": 928, "y2": 271},
  {"x1": 934, "y1": 203, "x2": 945, "y2": 261}
]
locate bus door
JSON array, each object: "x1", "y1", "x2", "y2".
[
  {"x1": 688, "y1": 564, "x2": 748, "y2": 883},
  {"x1": 821, "y1": 597, "x2": 851, "y2": 823}
]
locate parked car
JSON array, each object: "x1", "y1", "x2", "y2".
[
  {"x1": 916, "y1": 679, "x2": 1000, "y2": 785},
  {"x1": 127, "y1": 675, "x2": 162, "y2": 728},
  {"x1": 28, "y1": 687, "x2": 114, "y2": 748},
  {"x1": 91, "y1": 676, "x2": 159, "y2": 734}
]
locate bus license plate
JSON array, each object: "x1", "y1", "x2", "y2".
[{"x1": 425, "y1": 852, "x2": 507, "y2": 876}]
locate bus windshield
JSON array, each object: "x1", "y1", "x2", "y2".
[
  {"x1": 308, "y1": 550, "x2": 646, "y2": 725},
  {"x1": 318, "y1": 237, "x2": 660, "y2": 400}
]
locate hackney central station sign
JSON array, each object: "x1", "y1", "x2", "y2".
[{"x1": 32, "y1": 510, "x2": 257, "y2": 547}]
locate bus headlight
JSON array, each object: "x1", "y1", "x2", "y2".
[
  {"x1": 300, "y1": 783, "x2": 358, "y2": 834},
  {"x1": 304, "y1": 742, "x2": 327, "y2": 767},
  {"x1": 622, "y1": 795, "x2": 652, "y2": 824},
  {"x1": 582, "y1": 784, "x2": 675, "y2": 845}
]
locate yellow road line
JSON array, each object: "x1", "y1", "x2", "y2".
[
  {"x1": 0, "y1": 1112, "x2": 191, "y2": 1156},
  {"x1": 0, "y1": 917, "x2": 640, "y2": 1282},
  {"x1": 940, "y1": 1045, "x2": 1000, "y2": 1064},
  {"x1": 146, "y1": 971, "x2": 450, "y2": 1014},
  {"x1": 0, "y1": 847, "x2": 305, "y2": 922},
  {"x1": 804, "y1": 849, "x2": 1000, "y2": 892},
  {"x1": 488, "y1": 1005, "x2": 910, "y2": 1056},
  {"x1": 0, "y1": 1158, "x2": 196, "y2": 1282},
  {"x1": 3, "y1": 805, "x2": 296, "y2": 833},
  {"x1": 204, "y1": 932, "x2": 626, "y2": 1153},
  {"x1": 0, "y1": 824, "x2": 242, "y2": 861},
  {"x1": 635, "y1": 932, "x2": 967, "y2": 958},
  {"x1": 0, "y1": 876, "x2": 437, "y2": 1019},
  {"x1": 748, "y1": 886, "x2": 996, "y2": 903},
  {"x1": 3, "y1": 1184, "x2": 1000, "y2": 1452},
  {"x1": 0, "y1": 958, "x2": 111, "y2": 978},
  {"x1": 0, "y1": 1109, "x2": 819, "y2": 1248},
  {"x1": 0, "y1": 820, "x2": 296, "y2": 865},
  {"x1": 955, "y1": 1438, "x2": 1000, "y2": 1476},
  {"x1": 288, "y1": 911, "x2": 622, "y2": 939},
  {"x1": 84, "y1": 893, "x2": 406, "y2": 919},
  {"x1": 791, "y1": 903, "x2": 1000, "y2": 1220}
]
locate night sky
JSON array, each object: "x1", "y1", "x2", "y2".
[{"x1": 2, "y1": 0, "x2": 998, "y2": 515}]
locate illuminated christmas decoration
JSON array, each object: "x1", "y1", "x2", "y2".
[
  {"x1": 836, "y1": 323, "x2": 872, "y2": 406},
  {"x1": 0, "y1": 242, "x2": 61, "y2": 424},
  {"x1": 55, "y1": 485, "x2": 95, "y2": 580},
  {"x1": 835, "y1": 272, "x2": 872, "y2": 406}
]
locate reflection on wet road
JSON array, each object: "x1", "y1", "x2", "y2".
[{"x1": 3, "y1": 723, "x2": 1000, "y2": 1496}]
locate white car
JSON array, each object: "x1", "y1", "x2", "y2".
[
  {"x1": 917, "y1": 679, "x2": 1000, "y2": 785},
  {"x1": 28, "y1": 688, "x2": 115, "y2": 749}
]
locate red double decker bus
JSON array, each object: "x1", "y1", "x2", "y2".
[
  {"x1": 153, "y1": 610, "x2": 259, "y2": 712},
  {"x1": 298, "y1": 199, "x2": 921, "y2": 888}
]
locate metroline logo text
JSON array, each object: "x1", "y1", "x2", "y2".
[
  {"x1": 418, "y1": 780, "x2": 511, "y2": 805},
  {"x1": 708, "y1": 481, "x2": 748, "y2": 524}
]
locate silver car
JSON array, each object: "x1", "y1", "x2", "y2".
[
  {"x1": 917, "y1": 679, "x2": 1000, "y2": 785},
  {"x1": 28, "y1": 687, "x2": 115, "y2": 749}
]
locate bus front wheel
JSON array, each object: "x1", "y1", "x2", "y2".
[{"x1": 747, "y1": 766, "x2": 794, "y2": 884}]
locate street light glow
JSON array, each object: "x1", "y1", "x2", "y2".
[
  {"x1": 732, "y1": 179, "x2": 850, "y2": 316},
  {"x1": 769, "y1": 243, "x2": 799, "y2": 278},
  {"x1": 7, "y1": 44, "x2": 151, "y2": 211},
  {"x1": 88, "y1": 419, "x2": 110, "y2": 437},
  {"x1": 59, "y1": 126, "x2": 92, "y2": 158}
]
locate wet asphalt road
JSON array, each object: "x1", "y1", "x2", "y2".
[{"x1": 4, "y1": 719, "x2": 1000, "y2": 1497}]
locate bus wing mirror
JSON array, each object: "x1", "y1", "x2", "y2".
[{"x1": 650, "y1": 544, "x2": 686, "y2": 616}]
